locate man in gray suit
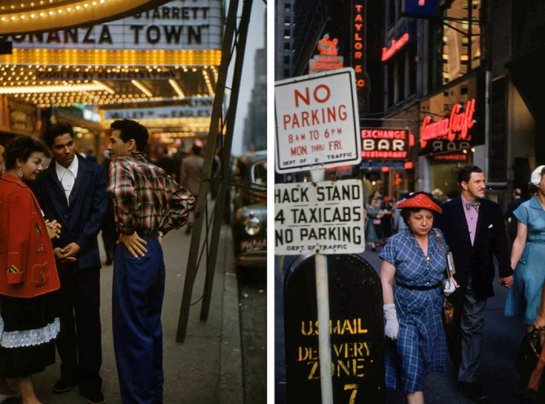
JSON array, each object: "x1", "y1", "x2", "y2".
[{"x1": 179, "y1": 141, "x2": 204, "y2": 233}]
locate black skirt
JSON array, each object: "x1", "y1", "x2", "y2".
[{"x1": 0, "y1": 293, "x2": 59, "y2": 378}]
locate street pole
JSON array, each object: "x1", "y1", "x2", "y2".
[{"x1": 310, "y1": 168, "x2": 334, "y2": 404}]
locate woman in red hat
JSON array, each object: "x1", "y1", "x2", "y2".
[{"x1": 379, "y1": 192, "x2": 457, "y2": 403}]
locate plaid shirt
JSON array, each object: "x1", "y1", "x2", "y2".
[{"x1": 108, "y1": 152, "x2": 195, "y2": 236}]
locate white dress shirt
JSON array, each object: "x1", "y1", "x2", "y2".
[{"x1": 55, "y1": 157, "x2": 79, "y2": 205}]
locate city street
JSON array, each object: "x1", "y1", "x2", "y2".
[
  {"x1": 15, "y1": 225, "x2": 248, "y2": 404},
  {"x1": 275, "y1": 248, "x2": 528, "y2": 403}
]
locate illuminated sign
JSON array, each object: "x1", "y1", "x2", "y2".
[
  {"x1": 309, "y1": 35, "x2": 344, "y2": 74},
  {"x1": 401, "y1": 0, "x2": 439, "y2": 17},
  {"x1": 352, "y1": 1, "x2": 366, "y2": 89},
  {"x1": 361, "y1": 128, "x2": 410, "y2": 160},
  {"x1": 420, "y1": 99, "x2": 476, "y2": 148},
  {"x1": 0, "y1": 0, "x2": 223, "y2": 51},
  {"x1": 382, "y1": 33, "x2": 411, "y2": 62},
  {"x1": 103, "y1": 97, "x2": 212, "y2": 121}
]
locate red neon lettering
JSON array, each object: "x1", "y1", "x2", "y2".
[
  {"x1": 420, "y1": 99, "x2": 476, "y2": 147},
  {"x1": 381, "y1": 33, "x2": 410, "y2": 62}
]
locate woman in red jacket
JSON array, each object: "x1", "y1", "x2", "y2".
[{"x1": 0, "y1": 136, "x2": 62, "y2": 404}]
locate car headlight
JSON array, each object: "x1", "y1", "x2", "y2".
[{"x1": 244, "y1": 212, "x2": 261, "y2": 236}]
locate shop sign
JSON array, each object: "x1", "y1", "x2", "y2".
[
  {"x1": 401, "y1": 0, "x2": 439, "y2": 17},
  {"x1": 360, "y1": 161, "x2": 405, "y2": 169},
  {"x1": 274, "y1": 179, "x2": 365, "y2": 255},
  {"x1": 351, "y1": 1, "x2": 367, "y2": 89},
  {"x1": 361, "y1": 128, "x2": 410, "y2": 160},
  {"x1": 382, "y1": 33, "x2": 411, "y2": 62},
  {"x1": 275, "y1": 68, "x2": 361, "y2": 173},
  {"x1": 0, "y1": 0, "x2": 222, "y2": 51},
  {"x1": 421, "y1": 139, "x2": 471, "y2": 156},
  {"x1": 103, "y1": 98, "x2": 212, "y2": 120},
  {"x1": 285, "y1": 254, "x2": 384, "y2": 403},
  {"x1": 309, "y1": 35, "x2": 344, "y2": 74},
  {"x1": 420, "y1": 98, "x2": 476, "y2": 148}
]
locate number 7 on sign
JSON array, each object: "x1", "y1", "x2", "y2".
[{"x1": 344, "y1": 384, "x2": 358, "y2": 404}]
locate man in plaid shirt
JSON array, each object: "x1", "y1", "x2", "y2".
[{"x1": 107, "y1": 119, "x2": 195, "y2": 404}]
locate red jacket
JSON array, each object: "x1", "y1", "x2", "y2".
[{"x1": 0, "y1": 174, "x2": 60, "y2": 298}]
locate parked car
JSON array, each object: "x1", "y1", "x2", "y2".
[{"x1": 231, "y1": 152, "x2": 267, "y2": 269}]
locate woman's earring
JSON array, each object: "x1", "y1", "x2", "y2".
[{"x1": 17, "y1": 167, "x2": 23, "y2": 178}]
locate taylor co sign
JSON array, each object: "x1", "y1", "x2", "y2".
[
  {"x1": 274, "y1": 179, "x2": 365, "y2": 255},
  {"x1": 420, "y1": 98, "x2": 476, "y2": 148},
  {"x1": 0, "y1": 0, "x2": 222, "y2": 51},
  {"x1": 275, "y1": 68, "x2": 361, "y2": 173}
]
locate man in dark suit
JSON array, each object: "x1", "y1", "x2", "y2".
[
  {"x1": 32, "y1": 123, "x2": 107, "y2": 404},
  {"x1": 436, "y1": 165, "x2": 513, "y2": 402}
]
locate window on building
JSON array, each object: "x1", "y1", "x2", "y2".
[{"x1": 441, "y1": 0, "x2": 482, "y2": 84}]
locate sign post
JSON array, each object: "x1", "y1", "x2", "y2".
[{"x1": 275, "y1": 68, "x2": 362, "y2": 403}]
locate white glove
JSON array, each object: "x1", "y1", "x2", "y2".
[
  {"x1": 383, "y1": 303, "x2": 399, "y2": 340},
  {"x1": 443, "y1": 277, "x2": 459, "y2": 296}
]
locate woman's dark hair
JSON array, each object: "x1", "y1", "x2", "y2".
[
  {"x1": 529, "y1": 166, "x2": 545, "y2": 194},
  {"x1": 43, "y1": 122, "x2": 74, "y2": 147},
  {"x1": 457, "y1": 165, "x2": 483, "y2": 185},
  {"x1": 110, "y1": 119, "x2": 149, "y2": 152},
  {"x1": 4, "y1": 136, "x2": 48, "y2": 170}
]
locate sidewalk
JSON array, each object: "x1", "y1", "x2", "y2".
[{"x1": 28, "y1": 224, "x2": 243, "y2": 403}]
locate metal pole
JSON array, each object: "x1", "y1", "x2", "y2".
[
  {"x1": 311, "y1": 168, "x2": 334, "y2": 404},
  {"x1": 200, "y1": 0, "x2": 253, "y2": 321},
  {"x1": 176, "y1": 0, "x2": 241, "y2": 342}
]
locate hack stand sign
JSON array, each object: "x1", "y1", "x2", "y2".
[
  {"x1": 284, "y1": 255, "x2": 384, "y2": 403},
  {"x1": 275, "y1": 68, "x2": 384, "y2": 403}
]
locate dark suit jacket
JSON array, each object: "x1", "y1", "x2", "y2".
[
  {"x1": 32, "y1": 154, "x2": 107, "y2": 270},
  {"x1": 436, "y1": 196, "x2": 513, "y2": 300}
]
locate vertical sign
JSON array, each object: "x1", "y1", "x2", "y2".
[
  {"x1": 275, "y1": 68, "x2": 361, "y2": 173},
  {"x1": 285, "y1": 254, "x2": 385, "y2": 403}
]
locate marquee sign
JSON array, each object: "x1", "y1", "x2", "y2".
[
  {"x1": 103, "y1": 97, "x2": 212, "y2": 121},
  {"x1": 420, "y1": 98, "x2": 476, "y2": 148},
  {"x1": 0, "y1": 0, "x2": 223, "y2": 51},
  {"x1": 361, "y1": 128, "x2": 411, "y2": 160}
]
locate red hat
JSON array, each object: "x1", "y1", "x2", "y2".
[{"x1": 396, "y1": 192, "x2": 442, "y2": 214}]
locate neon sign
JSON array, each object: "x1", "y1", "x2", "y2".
[
  {"x1": 420, "y1": 99, "x2": 476, "y2": 148},
  {"x1": 309, "y1": 35, "x2": 344, "y2": 73},
  {"x1": 352, "y1": 1, "x2": 366, "y2": 89},
  {"x1": 381, "y1": 33, "x2": 410, "y2": 61},
  {"x1": 361, "y1": 128, "x2": 410, "y2": 160}
]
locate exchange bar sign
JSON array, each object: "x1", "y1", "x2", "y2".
[
  {"x1": 275, "y1": 68, "x2": 361, "y2": 173},
  {"x1": 275, "y1": 179, "x2": 365, "y2": 255}
]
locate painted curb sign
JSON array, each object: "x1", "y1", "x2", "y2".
[
  {"x1": 275, "y1": 179, "x2": 365, "y2": 255},
  {"x1": 275, "y1": 68, "x2": 361, "y2": 173}
]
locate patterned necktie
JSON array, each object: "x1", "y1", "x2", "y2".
[{"x1": 465, "y1": 201, "x2": 480, "y2": 211}]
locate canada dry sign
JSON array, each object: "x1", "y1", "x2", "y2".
[
  {"x1": 275, "y1": 68, "x2": 361, "y2": 173},
  {"x1": 275, "y1": 179, "x2": 365, "y2": 254}
]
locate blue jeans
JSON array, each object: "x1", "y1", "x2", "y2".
[{"x1": 113, "y1": 238, "x2": 165, "y2": 404}]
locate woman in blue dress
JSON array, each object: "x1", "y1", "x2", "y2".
[
  {"x1": 505, "y1": 165, "x2": 545, "y2": 330},
  {"x1": 380, "y1": 192, "x2": 456, "y2": 404}
]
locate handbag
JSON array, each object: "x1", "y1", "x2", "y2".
[
  {"x1": 432, "y1": 229, "x2": 455, "y2": 324},
  {"x1": 517, "y1": 329, "x2": 545, "y2": 391}
]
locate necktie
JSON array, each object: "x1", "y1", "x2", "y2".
[{"x1": 465, "y1": 201, "x2": 480, "y2": 211}]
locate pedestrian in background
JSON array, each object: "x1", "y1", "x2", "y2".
[
  {"x1": 380, "y1": 192, "x2": 454, "y2": 404},
  {"x1": 100, "y1": 149, "x2": 116, "y2": 266},
  {"x1": 436, "y1": 165, "x2": 513, "y2": 402},
  {"x1": 0, "y1": 136, "x2": 62, "y2": 404},
  {"x1": 107, "y1": 119, "x2": 195, "y2": 404},
  {"x1": 505, "y1": 187, "x2": 524, "y2": 246},
  {"x1": 505, "y1": 166, "x2": 545, "y2": 331},
  {"x1": 366, "y1": 190, "x2": 384, "y2": 251},
  {"x1": 32, "y1": 123, "x2": 107, "y2": 404},
  {"x1": 179, "y1": 140, "x2": 204, "y2": 234}
]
